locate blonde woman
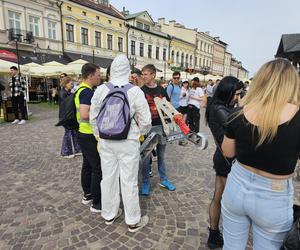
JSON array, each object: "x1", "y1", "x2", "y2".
[{"x1": 221, "y1": 58, "x2": 300, "y2": 249}]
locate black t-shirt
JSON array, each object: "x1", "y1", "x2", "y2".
[
  {"x1": 141, "y1": 85, "x2": 169, "y2": 126},
  {"x1": 225, "y1": 109, "x2": 300, "y2": 175}
]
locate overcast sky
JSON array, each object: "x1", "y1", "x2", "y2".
[{"x1": 110, "y1": 0, "x2": 300, "y2": 76}]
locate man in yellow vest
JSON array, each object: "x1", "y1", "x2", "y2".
[{"x1": 75, "y1": 63, "x2": 102, "y2": 213}]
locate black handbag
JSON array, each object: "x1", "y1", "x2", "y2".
[{"x1": 280, "y1": 205, "x2": 300, "y2": 250}]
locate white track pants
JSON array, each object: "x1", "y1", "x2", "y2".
[{"x1": 100, "y1": 139, "x2": 141, "y2": 225}]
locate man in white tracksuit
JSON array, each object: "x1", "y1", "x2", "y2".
[{"x1": 90, "y1": 55, "x2": 152, "y2": 232}]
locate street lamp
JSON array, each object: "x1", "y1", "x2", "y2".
[{"x1": 128, "y1": 56, "x2": 137, "y2": 70}]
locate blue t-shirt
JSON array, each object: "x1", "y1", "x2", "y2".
[
  {"x1": 167, "y1": 83, "x2": 181, "y2": 109},
  {"x1": 79, "y1": 88, "x2": 94, "y2": 105}
]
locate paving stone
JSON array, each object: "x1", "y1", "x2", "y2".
[{"x1": 1, "y1": 105, "x2": 299, "y2": 250}]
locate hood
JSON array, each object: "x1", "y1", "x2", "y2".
[{"x1": 110, "y1": 55, "x2": 130, "y2": 86}]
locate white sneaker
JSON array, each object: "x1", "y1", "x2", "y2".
[
  {"x1": 18, "y1": 120, "x2": 26, "y2": 125},
  {"x1": 128, "y1": 215, "x2": 149, "y2": 233},
  {"x1": 62, "y1": 154, "x2": 75, "y2": 159},
  {"x1": 11, "y1": 119, "x2": 19, "y2": 124},
  {"x1": 105, "y1": 208, "x2": 123, "y2": 225}
]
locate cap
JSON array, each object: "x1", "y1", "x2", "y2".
[{"x1": 182, "y1": 78, "x2": 189, "y2": 83}]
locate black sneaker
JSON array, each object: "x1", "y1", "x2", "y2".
[
  {"x1": 207, "y1": 228, "x2": 224, "y2": 249},
  {"x1": 81, "y1": 194, "x2": 92, "y2": 205},
  {"x1": 90, "y1": 202, "x2": 101, "y2": 213}
]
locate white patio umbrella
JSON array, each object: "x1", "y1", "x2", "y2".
[{"x1": 43, "y1": 61, "x2": 64, "y2": 67}]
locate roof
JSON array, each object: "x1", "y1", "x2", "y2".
[
  {"x1": 128, "y1": 25, "x2": 170, "y2": 40},
  {"x1": 124, "y1": 10, "x2": 154, "y2": 24},
  {"x1": 68, "y1": 0, "x2": 124, "y2": 20},
  {"x1": 276, "y1": 33, "x2": 300, "y2": 57}
]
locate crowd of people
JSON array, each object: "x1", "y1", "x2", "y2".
[{"x1": 55, "y1": 56, "x2": 300, "y2": 249}]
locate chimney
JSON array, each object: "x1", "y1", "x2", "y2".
[
  {"x1": 158, "y1": 18, "x2": 165, "y2": 25},
  {"x1": 121, "y1": 7, "x2": 129, "y2": 16},
  {"x1": 205, "y1": 31, "x2": 210, "y2": 35},
  {"x1": 169, "y1": 20, "x2": 176, "y2": 26}
]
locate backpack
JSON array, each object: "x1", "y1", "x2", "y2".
[
  {"x1": 97, "y1": 82, "x2": 134, "y2": 140},
  {"x1": 56, "y1": 86, "x2": 85, "y2": 130}
]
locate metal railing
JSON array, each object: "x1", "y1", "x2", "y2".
[{"x1": 8, "y1": 28, "x2": 35, "y2": 44}]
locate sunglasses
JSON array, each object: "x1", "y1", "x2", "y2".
[{"x1": 173, "y1": 77, "x2": 180, "y2": 80}]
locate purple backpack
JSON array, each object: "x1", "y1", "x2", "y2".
[{"x1": 97, "y1": 82, "x2": 134, "y2": 140}]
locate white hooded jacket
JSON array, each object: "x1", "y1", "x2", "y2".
[{"x1": 90, "y1": 55, "x2": 152, "y2": 140}]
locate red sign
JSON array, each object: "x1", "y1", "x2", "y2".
[{"x1": 0, "y1": 50, "x2": 17, "y2": 62}]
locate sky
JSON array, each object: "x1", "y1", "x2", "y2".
[{"x1": 110, "y1": 0, "x2": 300, "y2": 77}]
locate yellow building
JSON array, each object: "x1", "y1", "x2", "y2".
[
  {"x1": 60, "y1": 0, "x2": 127, "y2": 67},
  {"x1": 169, "y1": 37, "x2": 195, "y2": 72}
]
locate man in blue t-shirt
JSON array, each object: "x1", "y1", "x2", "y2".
[
  {"x1": 166, "y1": 71, "x2": 181, "y2": 110},
  {"x1": 166, "y1": 71, "x2": 188, "y2": 146}
]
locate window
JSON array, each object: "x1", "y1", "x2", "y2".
[
  {"x1": 139, "y1": 43, "x2": 144, "y2": 57},
  {"x1": 156, "y1": 47, "x2": 159, "y2": 60},
  {"x1": 163, "y1": 48, "x2": 167, "y2": 61},
  {"x1": 108, "y1": 20, "x2": 112, "y2": 24},
  {"x1": 195, "y1": 57, "x2": 198, "y2": 66},
  {"x1": 96, "y1": 16, "x2": 100, "y2": 20},
  {"x1": 81, "y1": 27, "x2": 88, "y2": 45},
  {"x1": 48, "y1": 21, "x2": 56, "y2": 40},
  {"x1": 131, "y1": 40, "x2": 136, "y2": 55},
  {"x1": 148, "y1": 45, "x2": 152, "y2": 58},
  {"x1": 181, "y1": 53, "x2": 184, "y2": 67},
  {"x1": 118, "y1": 37, "x2": 123, "y2": 52},
  {"x1": 190, "y1": 55, "x2": 193, "y2": 65},
  {"x1": 176, "y1": 52, "x2": 179, "y2": 64},
  {"x1": 8, "y1": 11, "x2": 21, "y2": 31},
  {"x1": 95, "y1": 31, "x2": 101, "y2": 48},
  {"x1": 67, "y1": 6, "x2": 72, "y2": 11},
  {"x1": 171, "y1": 50, "x2": 174, "y2": 62},
  {"x1": 137, "y1": 21, "x2": 143, "y2": 29},
  {"x1": 107, "y1": 34, "x2": 113, "y2": 50},
  {"x1": 144, "y1": 24, "x2": 150, "y2": 31},
  {"x1": 66, "y1": 23, "x2": 74, "y2": 42},
  {"x1": 29, "y1": 16, "x2": 39, "y2": 37},
  {"x1": 82, "y1": 11, "x2": 87, "y2": 16},
  {"x1": 119, "y1": 23, "x2": 122, "y2": 28}
]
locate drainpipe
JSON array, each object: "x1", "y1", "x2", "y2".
[
  {"x1": 56, "y1": 1, "x2": 64, "y2": 54},
  {"x1": 126, "y1": 23, "x2": 130, "y2": 57}
]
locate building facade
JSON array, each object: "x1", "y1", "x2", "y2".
[
  {"x1": 0, "y1": 0, "x2": 62, "y2": 63},
  {"x1": 230, "y1": 58, "x2": 239, "y2": 77},
  {"x1": 61, "y1": 0, "x2": 126, "y2": 67},
  {"x1": 223, "y1": 51, "x2": 232, "y2": 76},
  {"x1": 195, "y1": 32, "x2": 214, "y2": 73},
  {"x1": 212, "y1": 37, "x2": 227, "y2": 76},
  {"x1": 123, "y1": 10, "x2": 170, "y2": 73}
]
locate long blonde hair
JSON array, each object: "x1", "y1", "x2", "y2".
[{"x1": 240, "y1": 58, "x2": 300, "y2": 146}]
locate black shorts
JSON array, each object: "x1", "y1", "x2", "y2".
[
  {"x1": 178, "y1": 106, "x2": 188, "y2": 114},
  {"x1": 213, "y1": 150, "x2": 233, "y2": 177}
]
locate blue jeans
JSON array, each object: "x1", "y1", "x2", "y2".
[
  {"x1": 142, "y1": 143, "x2": 166, "y2": 185},
  {"x1": 61, "y1": 129, "x2": 81, "y2": 156},
  {"x1": 221, "y1": 161, "x2": 293, "y2": 250}
]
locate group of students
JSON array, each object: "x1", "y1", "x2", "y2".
[{"x1": 58, "y1": 56, "x2": 300, "y2": 248}]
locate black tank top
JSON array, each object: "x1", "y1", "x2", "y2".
[{"x1": 225, "y1": 108, "x2": 300, "y2": 175}]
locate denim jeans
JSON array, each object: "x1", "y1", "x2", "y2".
[
  {"x1": 221, "y1": 161, "x2": 293, "y2": 250},
  {"x1": 60, "y1": 128, "x2": 81, "y2": 156},
  {"x1": 142, "y1": 143, "x2": 166, "y2": 185}
]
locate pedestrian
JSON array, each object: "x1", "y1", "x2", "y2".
[
  {"x1": 90, "y1": 55, "x2": 151, "y2": 232},
  {"x1": 167, "y1": 72, "x2": 188, "y2": 146},
  {"x1": 187, "y1": 77, "x2": 205, "y2": 133},
  {"x1": 130, "y1": 67, "x2": 143, "y2": 87},
  {"x1": 0, "y1": 79, "x2": 6, "y2": 117},
  {"x1": 59, "y1": 76, "x2": 81, "y2": 158},
  {"x1": 9, "y1": 66, "x2": 27, "y2": 125},
  {"x1": 221, "y1": 58, "x2": 300, "y2": 249},
  {"x1": 141, "y1": 64, "x2": 176, "y2": 196},
  {"x1": 205, "y1": 76, "x2": 243, "y2": 249},
  {"x1": 75, "y1": 63, "x2": 102, "y2": 213}
]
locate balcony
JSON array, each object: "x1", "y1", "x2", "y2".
[{"x1": 8, "y1": 28, "x2": 35, "y2": 44}]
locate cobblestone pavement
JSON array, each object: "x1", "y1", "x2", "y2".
[{"x1": 1, "y1": 104, "x2": 300, "y2": 250}]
